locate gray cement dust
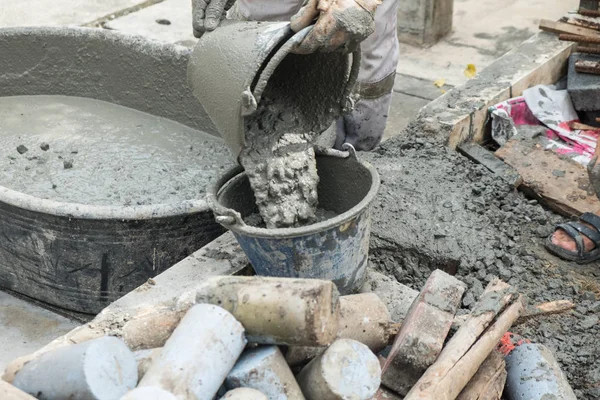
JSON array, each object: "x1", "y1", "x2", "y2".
[
  {"x1": 0, "y1": 95, "x2": 232, "y2": 206},
  {"x1": 361, "y1": 126, "x2": 600, "y2": 399}
]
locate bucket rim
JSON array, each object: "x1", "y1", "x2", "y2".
[{"x1": 210, "y1": 154, "x2": 380, "y2": 239}]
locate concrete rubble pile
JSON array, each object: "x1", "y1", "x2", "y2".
[{"x1": 1, "y1": 269, "x2": 576, "y2": 400}]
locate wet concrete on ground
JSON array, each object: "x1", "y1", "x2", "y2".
[{"x1": 361, "y1": 127, "x2": 600, "y2": 399}]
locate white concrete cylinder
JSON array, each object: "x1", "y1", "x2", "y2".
[
  {"x1": 12, "y1": 336, "x2": 137, "y2": 400},
  {"x1": 138, "y1": 304, "x2": 247, "y2": 400},
  {"x1": 226, "y1": 346, "x2": 305, "y2": 400},
  {"x1": 296, "y1": 339, "x2": 381, "y2": 400},
  {"x1": 221, "y1": 388, "x2": 269, "y2": 399},
  {"x1": 121, "y1": 387, "x2": 177, "y2": 400}
]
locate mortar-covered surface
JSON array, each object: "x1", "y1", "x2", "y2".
[{"x1": 361, "y1": 131, "x2": 600, "y2": 398}]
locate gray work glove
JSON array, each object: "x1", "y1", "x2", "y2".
[
  {"x1": 289, "y1": 0, "x2": 382, "y2": 54},
  {"x1": 192, "y1": 0, "x2": 236, "y2": 38}
]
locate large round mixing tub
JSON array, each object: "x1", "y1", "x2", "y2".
[{"x1": 0, "y1": 27, "x2": 225, "y2": 313}]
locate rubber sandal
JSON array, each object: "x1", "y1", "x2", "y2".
[{"x1": 545, "y1": 212, "x2": 600, "y2": 264}]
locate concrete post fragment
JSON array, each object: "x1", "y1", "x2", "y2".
[
  {"x1": 285, "y1": 293, "x2": 392, "y2": 367},
  {"x1": 139, "y1": 304, "x2": 246, "y2": 400},
  {"x1": 296, "y1": 339, "x2": 381, "y2": 400},
  {"x1": 221, "y1": 388, "x2": 269, "y2": 400},
  {"x1": 133, "y1": 348, "x2": 162, "y2": 381},
  {"x1": 337, "y1": 293, "x2": 392, "y2": 352},
  {"x1": 12, "y1": 336, "x2": 137, "y2": 400},
  {"x1": 381, "y1": 269, "x2": 466, "y2": 396},
  {"x1": 121, "y1": 387, "x2": 177, "y2": 400},
  {"x1": 194, "y1": 276, "x2": 340, "y2": 346},
  {"x1": 226, "y1": 346, "x2": 305, "y2": 399}
]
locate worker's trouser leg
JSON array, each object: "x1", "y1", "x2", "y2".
[{"x1": 229, "y1": 0, "x2": 401, "y2": 151}]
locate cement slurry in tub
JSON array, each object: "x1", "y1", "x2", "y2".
[{"x1": 0, "y1": 95, "x2": 233, "y2": 206}]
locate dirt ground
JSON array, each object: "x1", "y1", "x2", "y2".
[{"x1": 360, "y1": 123, "x2": 600, "y2": 398}]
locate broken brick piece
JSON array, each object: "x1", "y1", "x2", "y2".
[{"x1": 381, "y1": 269, "x2": 466, "y2": 396}]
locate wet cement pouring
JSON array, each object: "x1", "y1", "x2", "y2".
[
  {"x1": 0, "y1": 95, "x2": 233, "y2": 206},
  {"x1": 361, "y1": 125, "x2": 599, "y2": 399}
]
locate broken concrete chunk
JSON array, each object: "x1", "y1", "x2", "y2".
[
  {"x1": 297, "y1": 339, "x2": 381, "y2": 400},
  {"x1": 221, "y1": 388, "x2": 268, "y2": 400},
  {"x1": 139, "y1": 304, "x2": 246, "y2": 400},
  {"x1": 121, "y1": 387, "x2": 177, "y2": 400},
  {"x1": 194, "y1": 276, "x2": 340, "y2": 346},
  {"x1": 226, "y1": 346, "x2": 305, "y2": 399},
  {"x1": 13, "y1": 336, "x2": 137, "y2": 400},
  {"x1": 360, "y1": 269, "x2": 418, "y2": 323},
  {"x1": 381, "y1": 269, "x2": 466, "y2": 396}
]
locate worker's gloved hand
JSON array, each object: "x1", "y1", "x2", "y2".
[
  {"x1": 290, "y1": 0, "x2": 381, "y2": 54},
  {"x1": 192, "y1": 0, "x2": 236, "y2": 38}
]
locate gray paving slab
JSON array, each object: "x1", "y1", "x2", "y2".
[
  {"x1": 394, "y1": 73, "x2": 451, "y2": 101},
  {"x1": 105, "y1": 0, "x2": 197, "y2": 46},
  {"x1": 0, "y1": 291, "x2": 79, "y2": 372},
  {"x1": 0, "y1": 0, "x2": 150, "y2": 28},
  {"x1": 384, "y1": 91, "x2": 430, "y2": 141}
]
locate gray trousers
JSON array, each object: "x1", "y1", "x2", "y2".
[{"x1": 230, "y1": 0, "x2": 400, "y2": 150}]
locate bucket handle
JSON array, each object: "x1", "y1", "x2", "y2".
[{"x1": 208, "y1": 165, "x2": 248, "y2": 228}]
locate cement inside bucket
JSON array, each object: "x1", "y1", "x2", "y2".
[{"x1": 0, "y1": 95, "x2": 233, "y2": 206}]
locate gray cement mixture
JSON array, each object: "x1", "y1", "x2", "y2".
[
  {"x1": 240, "y1": 97, "x2": 321, "y2": 229},
  {"x1": 0, "y1": 95, "x2": 233, "y2": 206},
  {"x1": 361, "y1": 126, "x2": 599, "y2": 399}
]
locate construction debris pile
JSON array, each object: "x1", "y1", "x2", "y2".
[{"x1": 1, "y1": 271, "x2": 579, "y2": 400}]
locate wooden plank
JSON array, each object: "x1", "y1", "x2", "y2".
[
  {"x1": 561, "y1": 16, "x2": 600, "y2": 32},
  {"x1": 540, "y1": 19, "x2": 600, "y2": 38},
  {"x1": 456, "y1": 351, "x2": 506, "y2": 400},
  {"x1": 495, "y1": 137, "x2": 600, "y2": 217},
  {"x1": 457, "y1": 143, "x2": 522, "y2": 187}
]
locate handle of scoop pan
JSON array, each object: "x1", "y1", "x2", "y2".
[
  {"x1": 342, "y1": 49, "x2": 362, "y2": 113},
  {"x1": 207, "y1": 165, "x2": 249, "y2": 229}
]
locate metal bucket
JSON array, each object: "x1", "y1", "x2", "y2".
[
  {"x1": 209, "y1": 148, "x2": 380, "y2": 294},
  {"x1": 187, "y1": 21, "x2": 360, "y2": 162}
]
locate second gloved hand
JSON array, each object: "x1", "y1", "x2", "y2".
[
  {"x1": 192, "y1": 0, "x2": 236, "y2": 38},
  {"x1": 290, "y1": 0, "x2": 382, "y2": 54}
]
